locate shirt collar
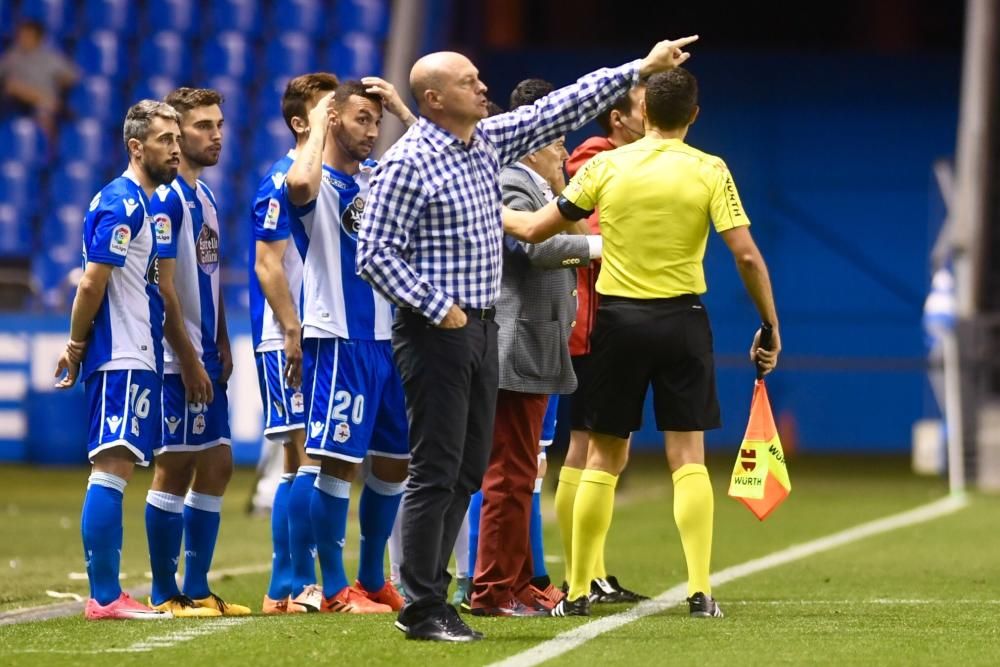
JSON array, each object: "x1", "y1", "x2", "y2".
[
  {"x1": 418, "y1": 117, "x2": 475, "y2": 152},
  {"x1": 121, "y1": 167, "x2": 142, "y2": 188},
  {"x1": 514, "y1": 162, "x2": 550, "y2": 195}
]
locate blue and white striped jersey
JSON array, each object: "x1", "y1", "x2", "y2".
[
  {"x1": 80, "y1": 169, "x2": 164, "y2": 380},
  {"x1": 150, "y1": 176, "x2": 223, "y2": 379},
  {"x1": 248, "y1": 151, "x2": 306, "y2": 352},
  {"x1": 292, "y1": 160, "x2": 392, "y2": 341}
]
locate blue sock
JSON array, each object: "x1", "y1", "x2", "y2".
[
  {"x1": 289, "y1": 466, "x2": 319, "y2": 596},
  {"x1": 530, "y1": 480, "x2": 548, "y2": 579},
  {"x1": 310, "y1": 474, "x2": 351, "y2": 598},
  {"x1": 267, "y1": 474, "x2": 295, "y2": 600},
  {"x1": 81, "y1": 472, "x2": 126, "y2": 605},
  {"x1": 145, "y1": 491, "x2": 184, "y2": 604},
  {"x1": 467, "y1": 490, "x2": 483, "y2": 577},
  {"x1": 181, "y1": 491, "x2": 222, "y2": 600},
  {"x1": 357, "y1": 475, "x2": 404, "y2": 593}
]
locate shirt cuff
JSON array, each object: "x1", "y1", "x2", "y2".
[
  {"x1": 421, "y1": 290, "x2": 454, "y2": 325},
  {"x1": 586, "y1": 235, "x2": 603, "y2": 260},
  {"x1": 626, "y1": 59, "x2": 642, "y2": 85}
]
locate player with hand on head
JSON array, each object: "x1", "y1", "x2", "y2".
[
  {"x1": 143, "y1": 87, "x2": 249, "y2": 618},
  {"x1": 54, "y1": 100, "x2": 180, "y2": 621},
  {"x1": 283, "y1": 77, "x2": 416, "y2": 614},
  {"x1": 251, "y1": 72, "x2": 339, "y2": 615}
]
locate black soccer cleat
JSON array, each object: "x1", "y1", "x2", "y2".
[
  {"x1": 550, "y1": 595, "x2": 591, "y2": 617},
  {"x1": 589, "y1": 576, "x2": 649, "y2": 604},
  {"x1": 687, "y1": 592, "x2": 724, "y2": 618}
]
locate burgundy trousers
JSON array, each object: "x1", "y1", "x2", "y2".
[{"x1": 471, "y1": 389, "x2": 548, "y2": 608}]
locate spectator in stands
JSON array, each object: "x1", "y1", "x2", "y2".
[{"x1": 0, "y1": 19, "x2": 78, "y2": 139}]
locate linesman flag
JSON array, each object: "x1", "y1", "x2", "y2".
[{"x1": 728, "y1": 324, "x2": 791, "y2": 520}]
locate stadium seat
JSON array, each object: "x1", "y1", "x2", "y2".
[
  {"x1": 45, "y1": 204, "x2": 85, "y2": 258},
  {"x1": 74, "y1": 30, "x2": 128, "y2": 78},
  {"x1": 0, "y1": 2, "x2": 13, "y2": 41},
  {"x1": 130, "y1": 77, "x2": 179, "y2": 105},
  {"x1": 57, "y1": 119, "x2": 108, "y2": 165},
  {"x1": 210, "y1": 0, "x2": 261, "y2": 37},
  {"x1": 201, "y1": 32, "x2": 255, "y2": 83},
  {"x1": 139, "y1": 31, "x2": 193, "y2": 81},
  {"x1": 0, "y1": 202, "x2": 31, "y2": 257},
  {"x1": 0, "y1": 118, "x2": 47, "y2": 166},
  {"x1": 332, "y1": 0, "x2": 391, "y2": 39},
  {"x1": 206, "y1": 75, "x2": 248, "y2": 132},
  {"x1": 51, "y1": 162, "x2": 99, "y2": 212},
  {"x1": 327, "y1": 33, "x2": 384, "y2": 80},
  {"x1": 149, "y1": 0, "x2": 196, "y2": 37},
  {"x1": 264, "y1": 32, "x2": 318, "y2": 80},
  {"x1": 83, "y1": 0, "x2": 137, "y2": 33},
  {"x1": 252, "y1": 117, "x2": 293, "y2": 167},
  {"x1": 67, "y1": 76, "x2": 123, "y2": 123},
  {"x1": 0, "y1": 160, "x2": 38, "y2": 221},
  {"x1": 273, "y1": 0, "x2": 323, "y2": 37},
  {"x1": 22, "y1": 0, "x2": 76, "y2": 40}
]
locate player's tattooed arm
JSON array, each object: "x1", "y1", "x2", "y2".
[
  {"x1": 286, "y1": 91, "x2": 336, "y2": 207},
  {"x1": 55, "y1": 261, "x2": 113, "y2": 388},
  {"x1": 362, "y1": 77, "x2": 417, "y2": 127}
]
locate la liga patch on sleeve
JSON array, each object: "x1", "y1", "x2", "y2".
[
  {"x1": 264, "y1": 197, "x2": 281, "y2": 230},
  {"x1": 109, "y1": 224, "x2": 131, "y2": 256},
  {"x1": 154, "y1": 213, "x2": 172, "y2": 244}
]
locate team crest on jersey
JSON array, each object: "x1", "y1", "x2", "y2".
[
  {"x1": 264, "y1": 197, "x2": 281, "y2": 230},
  {"x1": 333, "y1": 421, "x2": 351, "y2": 443},
  {"x1": 109, "y1": 225, "x2": 131, "y2": 256},
  {"x1": 196, "y1": 224, "x2": 220, "y2": 274},
  {"x1": 89, "y1": 193, "x2": 101, "y2": 211},
  {"x1": 340, "y1": 196, "x2": 365, "y2": 238},
  {"x1": 154, "y1": 213, "x2": 172, "y2": 244}
]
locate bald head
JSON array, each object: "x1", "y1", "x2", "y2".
[{"x1": 409, "y1": 51, "x2": 488, "y2": 120}]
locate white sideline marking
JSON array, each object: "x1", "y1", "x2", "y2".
[
  {"x1": 490, "y1": 494, "x2": 968, "y2": 667},
  {"x1": 0, "y1": 562, "x2": 271, "y2": 625},
  {"x1": 10, "y1": 617, "x2": 250, "y2": 654}
]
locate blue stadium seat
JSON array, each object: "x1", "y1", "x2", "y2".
[
  {"x1": 264, "y1": 32, "x2": 318, "y2": 80},
  {"x1": 22, "y1": 0, "x2": 77, "y2": 40},
  {"x1": 327, "y1": 34, "x2": 383, "y2": 79},
  {"x1": 139, "y1": 31, "x2": 193, "y2": 81},
  {"x1": 0, "y1": 119, "x2": 47, "y2": 166},
  {"x1": 252, "y1": 117, "x2": 293, "y2": 167},
  {"x1": 206, "y1": 76, "x2": 248, "y2": 131},
  {"x1": 83, "y1": 0, "x2": 137, "y2": 33},
  {"x1": 273, "y1": 0, "x2": 322, "y2": 37},
  {"x1": 332, "y1": 0, "x2": 391, "y2": 39},
  {"x1": 58, "y1": 119, "x2": 108, "y2": 165},
  {"x1": 210, "y1": 0, "x2": 261, "y2": 37},
  {"x1": 0, "y1": 160, "x2": 38, "y2": 220},
  {"x1": 45, "y1": 204, "x2": 85, "y2": 256},
  {"x1": 74, "y1": 30, "x2": 128, "y2": 78},
  {"x1": 51, "y1": 161, "x2": 99, "y2": 212},
  {"x1": 130, "y1": 77, "x2": 178, "y2": 104},
  {"x1": 149, "y1": 0, "x2": 196, "y2": 36},
  {"x1": 0, "y1": 202, "x2": 31, "y2": 257},
  {"x1": 0, "y1": 1, "x2": 13, "y2": 41},
  {"x1": 201, "y1": 32, "x2": 254, "y2": 82},
  {"x1": 67, "y1": 76, "x2": 123, "y2": 123}
]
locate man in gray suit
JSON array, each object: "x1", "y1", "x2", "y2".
[{"x1": 470, "y1": 80, "x2": 602, "y2": 616}]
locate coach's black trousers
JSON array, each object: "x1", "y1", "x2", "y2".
[{"x1": 392, "y1": 309, "x2": 498, "y2": 619}]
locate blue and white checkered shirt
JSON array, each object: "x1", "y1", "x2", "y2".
[{"x1": 357, "y1": 60, "x2": 641, "y2": 324}]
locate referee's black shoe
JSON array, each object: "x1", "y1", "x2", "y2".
[
  {"x1": 687, "y1": 592, "x2": 724, "y2": 618},
  {"x1": 550, "y1": 595, "x2": 590, "y2": 617},
  {"x1": 589, "y1": 576, "x2": 648, "y2": 604}
]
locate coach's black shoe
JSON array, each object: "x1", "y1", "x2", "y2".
[
  {"x1": 550, "y1": 595, "x2": 590, "y2": 617},
  {"x1": 687, "y1": 592, "x2": 724, "y2": 618},
  {"x1": 443, "y1": 604, "x2": 484, "y2": 639},
  {"x1": 395, "y1": 608, "x2": 480, "y2": 642},
  {"x1": 589, "y1": 576, "x2": 648, "y2": 604}
]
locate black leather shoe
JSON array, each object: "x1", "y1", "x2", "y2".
[
  {"x1": 395, "y1": 608, "x2": 482, "y2": 642},
  {"x1": 443, "y1": 604, "x2": 484, "y2": 639}
]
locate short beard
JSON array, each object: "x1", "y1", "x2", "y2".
[
  {"x1": 146, "y1": 160, "x2": 178, "y2": 186},
  {"x1": 187, "y1": 150, "x2": 219, "y2": 168}
]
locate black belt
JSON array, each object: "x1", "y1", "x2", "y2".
[{"x1": 462, "y1": 306, "x2": 496, "y2": 321}]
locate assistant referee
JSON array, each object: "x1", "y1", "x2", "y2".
[{"x1": 503, "y1": 67, "x2": 780, "y2": 619}]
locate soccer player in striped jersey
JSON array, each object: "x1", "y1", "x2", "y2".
[
  {"x1": 54, "y1": 100, "x2": 180, "y2": 620},
  {"x1": 143, "y1": 87, "x2": 250, "y2": 618},
  {"x1": 284, "y1": 78, "x2": 416, "y2": 614},
  {"x1": 251, "y1": 72, "x2": 339, "y2": 614}
]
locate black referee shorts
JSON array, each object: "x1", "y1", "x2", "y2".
[{"x1": 585, "y1": 294, "x2": 721, "y2": 438}]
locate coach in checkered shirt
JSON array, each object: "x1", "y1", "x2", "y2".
[{"x1": 357, "y1": 36, "x2": 699, "y2": 642}]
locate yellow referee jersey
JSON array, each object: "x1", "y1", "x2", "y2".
[{"x1": 561, "y1": 136, "x2": 750, "y2": 299}]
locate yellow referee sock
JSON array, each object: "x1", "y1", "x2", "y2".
[
  {"x1": 569, "y1": 469, "x2": 618, "y2": 601},
  {"x1": 554, "y1": 466, "x2": 582, "y2": 585},
  {"x1": 672, "y1": 463, "x2": 714, "y2": 597}
]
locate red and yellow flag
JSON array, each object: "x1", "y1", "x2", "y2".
[{"x1": 728, "y1": 380, "x2": 791, "y2": 520}]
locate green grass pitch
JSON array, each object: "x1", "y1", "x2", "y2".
[{"x1": 1, "y1": 455, "x2": 999, "y2": 666}]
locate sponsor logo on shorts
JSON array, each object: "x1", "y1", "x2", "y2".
[
  {"x1": 106, "y1": 415, "x2": 122, "y2": 433},
  {"x1": 310, "y1": 420, "x2": 324, "y2": 438},
  {"x1": 273, "y1": 400, "x2": 284, "y2": 418},
  {"x1": 165, "y1": 416, "x2": 181, "y2": 435}
]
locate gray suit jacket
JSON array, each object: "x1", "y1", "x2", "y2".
[{"x1": 497, "y1": 164, "x2": 593, "y2": 394}]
